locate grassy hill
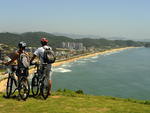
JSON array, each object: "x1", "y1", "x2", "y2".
[
  {"x1": 0, "y1": 32, "x2": 73, "y2": 48},
  {"x1": 0, "y1": 32, "x2": 144, "y2": 49},
  {"x1": 0, "y1": 90, "x2": 150, "y2": 113}
]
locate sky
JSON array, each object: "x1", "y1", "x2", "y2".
[{"x1": 0, "y1": 0, "x2": 150, "y2": 40}]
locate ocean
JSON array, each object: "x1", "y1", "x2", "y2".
[{"x1": 52, "y1": 47, "x2": 150, "y2": 100}]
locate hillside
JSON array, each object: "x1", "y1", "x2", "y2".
[
  {"x1": 0, "y1": 32, "x2": 145, "y2": 49},
  {"x1": 0, "y1": 90, "x2": 150, "y2": 113},
  {"x1": 0, "y1": 32, "x2": 73, "y2": 48}
]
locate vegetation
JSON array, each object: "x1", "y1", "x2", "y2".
[
  {"x1": 0, "y1": 32, "x2": 149, "y2": 113},
  {"x1": 144, "y1": 42, "x2": 150, "y2": 47},
  {"x1": 0, "y1": 89, "x2": 150, "y2": 113},
  {"x1": 0, "y1": 32, "x2": 73, "y2": 48},
  {"x1": 0, "y1": 32, "x2": 146, "y2": 49}
]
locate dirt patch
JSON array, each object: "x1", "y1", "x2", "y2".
[
  {"x1": 97, "y1": 108, "x2": 110, "y2": 112},
  {"x1": 51, "y1": 96, "x2": 61, "y2": 98},
  {"x1": 0, "y1": 79, "x2": 7, "y2": 92},
  {"x1": 0, "y1": 104, "x2": 4, "y2": 107}
]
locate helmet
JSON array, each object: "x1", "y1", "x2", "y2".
[
  {"x1": 40, "y1": 38, "x2": 48, "y2": 43},
  {"x1": 18, "y1": 41, "x2": 27, "y2": 48}
]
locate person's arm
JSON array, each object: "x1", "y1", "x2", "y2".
[
  {"x1": 5, "y1": 52, "x2": 19, "y2": 66},
  {"x1": 30, "y1": 54, "x2": 37, "y2": 64},
  {"x1": 30, "y1": 48, "x2": 39, "y2": 64}
]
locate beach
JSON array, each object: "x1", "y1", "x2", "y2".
[
  {"x1": 52, "y1": 47, "x2": 136, "y2": 67},
  {"x1": 0, "y1": 47, "x2": 136, "y2": 92}
]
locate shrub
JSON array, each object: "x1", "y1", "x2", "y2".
[{"x1": 75, "y1": 90, "x2": 84, "y2": 94}]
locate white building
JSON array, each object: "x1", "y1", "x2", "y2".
[{"x1": 62, "y1": 42, "x2": 84, "y2": 50}]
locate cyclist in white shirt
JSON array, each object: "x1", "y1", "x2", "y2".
[{"x1": 30, "y1": 38, "x2": 54, "y2": 95}]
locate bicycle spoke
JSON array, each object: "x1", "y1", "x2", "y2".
[
  {"x1": 41, "y1": 77, "x2": 49, "y2": 99},
  {"x1": 18, "y1": 77, "x2": 30, "y2": 100},
  {"x1": 31, "y1": 76, "x2": 39, "y2": 97},
  {"x1": 6, "y1": 76, "x2": 13, "y2": 97}
]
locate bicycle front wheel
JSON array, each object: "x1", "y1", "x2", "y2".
[
  {"x1": 18, "y1": 77, "x2": 30, "y2": 100},
  {"x1": 31, "y1": 75, "x2": 39, "y2": 97},
  {"x1": 6, "y1": 75, "x2": 13, "y2": 98},
  {"x1": 40, "y1": 76, "x2": 50, "y2": 100}
]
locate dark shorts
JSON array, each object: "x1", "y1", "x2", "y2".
[
  {"x1": 16, "y1": 68, "x2": 29, "y2": 77},
  {"x1": 11, "y1": 65, "x2": 17, "y2": 72}
]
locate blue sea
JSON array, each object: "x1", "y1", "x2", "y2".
[{"x1": 52, "y1": 47, "x2": 150, "y2": 100}]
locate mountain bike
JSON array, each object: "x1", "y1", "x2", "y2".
[
  {"x1": 6, "y1": 65, "x2": 17, "y2": 98},
  {"x1": 6, "y1": 66, "x2": 30, "y2": 100},
  {"x1": 31, "y1": 63, "x2": 50, "y2": 99}
]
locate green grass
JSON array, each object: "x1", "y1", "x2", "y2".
[
  {"x1": 0, "y1": 69, "x2": 6, "y2": 73},
  {"x1": 0, "y1": 89, "x2": 150, "y2": 113}
]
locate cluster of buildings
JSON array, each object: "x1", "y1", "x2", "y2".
[
  {"x1": 0, "y1": 41, "x2": 96, "y2": 63},
  {"x1": 51, "y1": 42, "x2": 86, "y2": 60},
  {"x1": 61, "y1": 42, "x2": 85, "y2": 50}
]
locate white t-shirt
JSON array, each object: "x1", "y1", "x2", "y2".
[
  {"x1": 34, "y1": 45, "x2": 53, "y2": 80},
  {"x1": 34, "y1": 45, "x2": 52, "y2": 64}
]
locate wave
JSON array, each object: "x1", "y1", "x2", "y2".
[
  {"x1": 53, "y1": 68, "x2": 72, "y2": 73},
  {"x1": 82, "y1": 58, "x2": 90, "y2": 61},
  {"x1": 103, "y1": 51, "x2": 121, "y2": 56},
  {"x1": 91, "y1": 56, "x2": 99, "y2": 59},
  {"x1": 75, "y1": 60, "x2": 86, "y2": 63},
  {"x1": 90, "y1": 60, "x2": 97, "y2": 63},
  {"x1": 61, "y1": 64, "x2": 72, "y2": 68},
  {"x1": 72, "y1": 56, "x2": 99, "y2": 64}
]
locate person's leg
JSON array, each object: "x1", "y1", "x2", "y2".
[
  {"x1": 16, "y1": 68, "x2": 20, "y2": 82},
  {"x1": 46, "y1": 65, "x2": 53, "y2": 95},
  {"x1": 48, "y1": 71, "x2": 53, "y2": 95}
]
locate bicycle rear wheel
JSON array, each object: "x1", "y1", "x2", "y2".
[
  {"x1": 40, "y1": 76, "x2": 50, "y2": 99},
  {"x1": 31, "y1": 75, "x2": 39, "y2": 97},
  {"x1": 18, "y1": 77, "x2": 30, "y2": 100}
]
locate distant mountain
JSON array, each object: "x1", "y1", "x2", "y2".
[
  {"x1": 53, "y1": 32, "x2": 103, "y2": 39},
  {"x1": 138, "y1": 39, "x2": 150, "y2": 42},
  {"x1": 53, "y1": 32, "x2": 129, "y2": 41},
  {"x1": 0, "y1": 32, "x2": 144, "y2": 49},
  {"x1": 108, "y1": 37, "x2": 127, "y2": 40}
]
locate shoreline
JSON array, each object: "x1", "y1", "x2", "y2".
[
  {"x1": 0, "y1": 46, "x2": 137, "y2": 92},
  {"x1": 52, "y1": 46, "x2": 136, "y2": 67}
]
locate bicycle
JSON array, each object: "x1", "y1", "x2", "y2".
[
  {"x1": 5, "y1": 65, "x2": 17, "y2": 98},
  {"x1": 5, "y1": 66, "x2": 30, "y2": 100},
  {"x1": 31, "y1": 63, "x2": 50, "y2": 99}
]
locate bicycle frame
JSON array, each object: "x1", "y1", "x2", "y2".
[
  {"x1": 6, "y1": 66, "x2": 18, "y2": 95},
  {"x1": 35, "y1": 64, "x2": 47, "y2": 86},
  {"x1": 6, "y1": 66, "x2": 30, "y2": 100},
  {"x1": 32, "y1": 63, "x2": 50, "y2": 99}
]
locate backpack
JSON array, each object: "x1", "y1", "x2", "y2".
[
  {"x1": 43, "y1": 47, "x2": 56, "y2": 64},
  {"x1": 19, "y1": 52, "x2": 30, "y2": 68}
]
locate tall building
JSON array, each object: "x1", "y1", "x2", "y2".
[{"x1": 62, "y1": 42, "x2": 84, "y2": 50}]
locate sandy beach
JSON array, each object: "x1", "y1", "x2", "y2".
[
  {"x1": 52, "y1": 47, "x2": 136, "y2": 67},
  {"x1": 0, "y1": 46, "x2": 136, "y2": 92}
]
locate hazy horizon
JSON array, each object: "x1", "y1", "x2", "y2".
[{"x1": 0, "y1": 0, "x2": 150, "y2": 40}]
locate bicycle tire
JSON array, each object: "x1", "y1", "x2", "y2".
[
  {"x1": 10, "y1": 76, "x2": 18, "y2": 95},
  {"x1": 31, "y1": 75, "x2": 39, "y2": 97},
  {"x1": 6, "y1": 75, "x2": 13, "y2": 97},
  {"x1": 40, "y1": 76, "x2": 50, "y2": 99},
  {"x1": 18, "y1": 77, "x2": 30, "y2": 100}
]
